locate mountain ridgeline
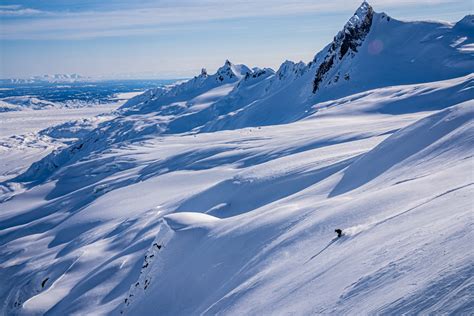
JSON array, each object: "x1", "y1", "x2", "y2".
[
  {"x1": 119, "y1": 1, "x2": 472, "y2": 132},
  {"x1": 312, "y1": 1, "x2": 374, "y2": 93},
  {"x1": 10, "y1": 2, "x2": 474, "y2": 183},
  {"x1": 1, "y1": 2, "x2": 474, "y2": 315}
]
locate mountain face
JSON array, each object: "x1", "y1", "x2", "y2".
[
  {"x1": 120, "y1": 1, "x2": 472, "y2": 132},
  {"x1": 13, "y1": 2, "x2": 473, "y2": 183},
  {"x1": 1, "y1": 2, "x2": 473, "y2": 316},
  {"x1": 312, "y1": 1, "x2": 374, "y2": 93}
]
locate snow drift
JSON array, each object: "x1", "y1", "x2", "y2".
[{"x1": 121, "y1": 100, "x2": 473, "y2": 315}]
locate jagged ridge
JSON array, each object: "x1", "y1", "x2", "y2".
[{"x1": 313, "y1": 1, "x2": 374, "y2": 93}]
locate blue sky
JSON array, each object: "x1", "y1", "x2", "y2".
[{"x1": 0, "y1": 0, "x2": 472, "y2": 79}]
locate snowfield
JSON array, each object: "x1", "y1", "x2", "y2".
[
  {"x1": 0, "y1": 2, "x2": 473, "y2": 315},
  {"x1": 0, "y1": 106, "x2": 118, "y2": 138},
  {"x1": 0, "y1": 106, "x2": 119, "y2": 184}
]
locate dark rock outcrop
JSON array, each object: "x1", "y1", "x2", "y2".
[{"x1": 312, "y1": 2, "x2": 374, "y2": 93}]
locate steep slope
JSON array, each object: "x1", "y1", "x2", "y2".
[
  {"x1": 308, "y1": 7, "x2": 474, "y2": 100},
  {"x1": 1, "y1": 2, "x2": 473, "y2": 315},
  {"x1": 1, "y1": 80, "x2": 471, "y2": 316},
  {"x1": 119, "y1": 2, "x2": 473, "y2": 134},
  {"x1": 7, "y1": 3, "x2": 472, "y2": 186},
  {"x1": 206, "y1": 4, "x2": 474, "y2": 130},
  {"x1": 125, "y1": 101, "x2": 474, "y2": 315},
  {"x1": 9, "y1": 73, "x2": 472, "y2": 187}
]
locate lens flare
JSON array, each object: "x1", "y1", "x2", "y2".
[{"x1": 368, "y1": 39, "x2": 384, "y2": 55}]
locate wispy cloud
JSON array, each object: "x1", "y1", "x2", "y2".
[
  {"x1": 0, "y1": 4, "x2": 50, "y2": 17},
  {"x1": 0, "y1": 5, "x2": 22, "y2": 9},
  {"x1": 0, "y1": 0, "x2": 464, "y2": 40},
  {"x1": 0, "y1": 8, "x2": 47, "y2": 16}
]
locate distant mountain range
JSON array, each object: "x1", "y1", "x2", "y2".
[{"x1": 4, "y1": 74, "x2": 89, "y2": 84}]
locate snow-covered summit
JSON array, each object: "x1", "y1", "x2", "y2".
[
  {"x1": 6, "y1": 74, "x2": 89, "y2": 84},
  {"x1": 121, "y1": 1, "x2": 473, "y2": 131},
  {"x1": 276, "y1": 60, "x2": 306, "y2": 81},
  {"x1": 341, "y1": 0, "x2": 374, "y2": 49},
  {"x1": 454, "y1": 14, "x2": 474, "y2": 30},
  {"x1": 312, "y1": 1, "x2": 374, "y2": 93},
  {"x1": 308, "y1": 6, "x2": 473, "y2": 100},
  {"x1": 216, "y1": 60, "x2": 251, "y2": 81},
  {"x1": 120, "y1": 60, "x2": 252, "y2": 114},
  {"x1": 10, "y1": 2, "x2": 474, "y2": 185}
]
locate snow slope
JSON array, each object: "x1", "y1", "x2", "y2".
[
  {"x1": 1, "y1": 97, "x2": 57, "y2": 111},
  {"x1": 122, "y1": 100, "x2": 473, "y2": 316},
  {"x1": 0, "y1": 106, "x2": 119, "y2": 183},
  {"x1": 0, "y1": 2, "x2": 473, "y2": 315},
  {"x1": 0, "y1": 87, "x2": 147, "y2": 183},
  {"x1": 0, "y1": 96, "x2": 122, "y2": 111},
  {"x1": 0, "y1": 100, "x2": 20, "y2": 113},
  {"x1": 1, "y1": 85, "x2": 472, "y2": 315},
  {"x1": 114, "y1": 4, "x2": 473, "y2": 133}
]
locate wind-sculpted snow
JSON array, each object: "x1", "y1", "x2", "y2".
[
  {"x1": 1, "y1": 2, "x2": 474, "y2": 315},
  {"x1": 312, "y1": 74, "x2": 474, "y2": 115},
  {"x1": 331, "y1": 100, "x2": 474, "y2": 196},
  {"x1": 164, "y1": 213, "x2": 220, "y2": 231},
  {"x1": 123, "y1": 101, "x2": 473, "y2": 316},
  {"x1": 12, "y1": 74, "x2": 473, "y2": 187},
  {"x1": 309, "y1": 6, "x2": 474, "y2": 100},
  {"x1": 2, "y1": 93, "x2": 472, "y2": 315},
  {"x1": 118, "y1": 7, "x2": 473, "y2": 133}
]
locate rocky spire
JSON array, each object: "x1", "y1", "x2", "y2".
[
  {"x1": 216, "y1": 60, "x2": 237, "y2": 82},
  {"x1": 276, "y1": 60, "x2": 306, "y2": 80},
  {"x1": 312, "y1": 1, "x2": 374, "y2": 93},
  {"x1": 338, "y1": 1, "x2": 374, "y2": 59}
]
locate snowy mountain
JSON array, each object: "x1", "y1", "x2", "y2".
[
  {"x1": 0, "y1": 2, "x2": 473, "y2": 315},
  {"x1": 0, "y1": 96, "x2": 111, "y2": 111},
  {"x1": 0, "y1": 100, "x2": 21, "y2": 112},
  {"x1": 0, "y1": 92, "x2": 145, "y2": 112},
  {"x1": 5, "y1": 74, "x2": 89, "y2": 84},
  {"x1": 116, "y1": 4, "x2": 473, "y2": 133},
  {"x1": 1, "y1": 96, "x2": 58, "y2": 110}
]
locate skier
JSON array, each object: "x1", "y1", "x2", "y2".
[{"x1": 335, "y1": 229, "x2": 343, "y2": 238}]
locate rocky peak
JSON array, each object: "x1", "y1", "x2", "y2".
[
  {"x1": 276, "y1": 60, "x2": 306, "y2": 80},
  {"x1": 215, "y1": 60, "x2": 252, "y2": 82},
  {"x1": 216, "y1": 60, "x2": 237, "y2": 82},
  {"x1": 352, "y1": 1, "x2": 372, "y2": 24},
  {"x1": 217, "y1": 60, "x2": 232, "y2": 72},
  {"x1": 312, "y1": 1, "x2": 374, "y2": 93},
  {"x1": 244, "y1": 68, "x2": 274, "y2": 81},
  {"x1": 334, "y1": 1, "x2": 374, "y2": 59}
]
